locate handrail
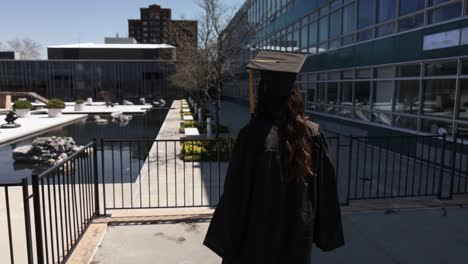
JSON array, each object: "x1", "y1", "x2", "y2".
[{"x1": 37, "y1": 141, "x2": 95, "y2": 179}]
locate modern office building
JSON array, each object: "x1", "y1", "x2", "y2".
[
  {"x1": 104, "y1": 36, "x2": 138, "y2": 44},
  {"x1": 47, "y1": 43, "x2": 176, "y2": 60},
  {"x1": 222, "y1": 0, "x2": 468, "y2": 137},
  {"x1": 128, "y1": 4, "x2": 198, "y2": 49},
  {"x1": 0, "y1": 60, "x2": 176, "y2": 101}
]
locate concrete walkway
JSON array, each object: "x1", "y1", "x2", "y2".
[
  {"x1": 102, "y1": 100, "x2": 229, "y2": 211},
  {"x1": 92, "y1": 206, "x2": 468, "y2": 264}
]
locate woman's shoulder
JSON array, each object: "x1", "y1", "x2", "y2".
[{"x1": 305, "y1": 119, "x2": 321, "y2": 137}]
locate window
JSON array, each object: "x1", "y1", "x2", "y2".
[
  {"x1": 357, "y1": 29, "x2": 373, "y2": 41},
  {"x1": 293, "y1": 29, "x2": 300, "y2": 51},
  {"x1": 376, "y1": 67, "x2": 395, "y2": 78},
  {"x1": 319, "y1": 16, "x2": 329, "y2": 42},
  {"x1": 331, "y1": 0, "x2": 341, "y2": 10},
  {"x1": 373, "y1": 81, "x2": 393, "y2": 125},
  {"x1": 355, "y1": 81, "x2": 371, "y2": 108},
  {"x1": 357, "y1": 68, "x2": 371, "y2": 79},
  {"x1": 398, "y1": 64, "x2": 421, "y2": 77},
  {"x1": 309, "y1": 21, "x2": 318, "y2": 47},
  {"x1": 377, "y1": 22, "x2": 395, "y2": 37},
  {"x1": 343, "y1": 3, "x2": 356, "y2": 33},
  {"x1": 342, "y1": 70, "x2": 354, "y2": 79},
  {"x1": 340, "y1": 82, "x2": 353, "y2": 106},
  {"x1": 377, "y1": 0, "x2": 396, "y2": 22},
  {"x1": 395, "y1": 80, "x2": 420, "y2": 114},
  {"x1": 459, "y1": 79, "x2": 468, "y2": 119},
  {"x1": 394, "y1": 115, "x2": 418, "y2": 130},
  {"x1": 330, "y1": 10, "x2": 342, "y2": 38},
  {"x1": 422, "y1": 79, "x2": 456, "y2": 117},
  {"x1": 373, "y1": 81, "x2": 393, "y2": 111},
  {"x1": 327, "y1": 82, "x2": 339, "y2": 113},
  {"x1": 339, "y1": 82, "x2": 353, "y2": 117},
  {"x1": 399, "y1": 0, "x2": 425, "y2": 16},
  {"x1": 463, "y1": 59, "x2": 468, "y2": 75},
  {"x1": 425, "y1": 61, "x2": 458, "y2": 76},
  {"x1": 342, "y1": 34, "x2": 354, "y2": 45},
  {"x1": 428, "y1": 2, "x2": 462, "y2": 24},
  {"x1": 399, "y1": 13, "x2": 424, "y2": 31},
  {"x1": 358, "y1": 0, "x2": 375, "y2": 29},
  {"x1": 317, "y1": 83, "x2": 326, "y2": 111},
  {"x1": 421, "y1": 119, "x2": 453, "y2": 135},
  {"x1": 300, "y1": 26, "x2": 308, "y2": 52},
  {"x1": 307, "y1": 83, "x2": 317, "y2": 102},
  {"x1": 429, "y1": 0, "x2": 454, "y2": 6}
]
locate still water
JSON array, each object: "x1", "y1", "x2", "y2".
[{"x1": 0, "y1": 106, "x2": 170, "y2": 184}]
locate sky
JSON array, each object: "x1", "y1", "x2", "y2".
[{"x1": 0, "y1": 0, "x2": 244, "y2": 57}]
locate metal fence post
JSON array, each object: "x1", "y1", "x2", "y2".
[
  {"x1": 21, "y1": 178, "x2": 34, "y2": 264},
  {"x1": 31, "y1": 174, "x2": 45, "y2": 264},
  {"x1": 437, "y1": 135, "x2": 447, "y2": 200},
  {"x1": 449, "y1": 133, "x2": 457, "y2": 200},
  {"x1": 100, "y1": 138, "x2": 107, "y2": 215},
  {"x1": 346, "y1": 137, "x2": 353, "y2": 205},
  {"x1": 335, "y1": 135, "x2": 340, "y2": 187},
  {"x1": 93, "y1": 139, "x2": 100, "y2": 216}
]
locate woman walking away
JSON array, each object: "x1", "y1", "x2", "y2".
[{"x1": 203, "y1": 51, "x2": 345, "y2": 264}]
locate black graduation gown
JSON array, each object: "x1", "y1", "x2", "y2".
[{"x1": 203, "y1": 119, "x2": 344, "y2": 264}]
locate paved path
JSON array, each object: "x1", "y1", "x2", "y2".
[
  {"x1": 92, "y1": 206, "x2": 468, "y2": 264},
  {"x1": 102, "y1": 100, "x2": 228, "y2": 211}
]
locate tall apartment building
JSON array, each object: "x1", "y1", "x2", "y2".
[{"x1": 128, "y1": 4, "x2": 198, "y2": 49}]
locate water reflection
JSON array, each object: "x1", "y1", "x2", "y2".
[{"x1": 0, "y1": 106, "x2": 170, "y2": 183}]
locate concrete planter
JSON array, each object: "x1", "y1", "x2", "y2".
[
  {"x1": 48, "y1": 108, "x2": 63, "y2": 118},
  {"x1": 74, "y1": 104, "x2": 85, "y2": 111},
  {"x1": 15, "y1": 109, "x2": 31, "y2": 118}
]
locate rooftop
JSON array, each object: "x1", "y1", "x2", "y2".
[{"x1": 48, "y1": 43, "x2": 175, "y2": 49}]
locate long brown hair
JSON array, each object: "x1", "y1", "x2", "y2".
[{"x1": 255, "y1": 80, "x2": 314, "y2": 181}]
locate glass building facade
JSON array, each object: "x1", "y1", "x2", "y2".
[
  {"x1": 0, "y1": 60, "x2": 176, "y2": 101},
  {"x1": 222, "y1": 0, "x2": 468, "y2": 137}
]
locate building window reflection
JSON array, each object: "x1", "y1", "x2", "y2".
[
  {"x1": 423, "y1": 79, "x2": 456, "y2": 117},
  {"x1": 395, "y1": 80, "x2": 420, "y2": 114},
  {"x1": 460, "y1": 79, "x2": 468, "y2": 120},
  {"x1": 400, "y1": 0, "x2": 425, "y2": 16},
  {"x1": 428, "y1": 2, "x2": 462, "y2": 24}
]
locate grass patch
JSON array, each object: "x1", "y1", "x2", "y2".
[{"x1": 180, "y1": 137, "x2": 236, "y2": 161}]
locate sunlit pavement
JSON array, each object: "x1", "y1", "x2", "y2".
[{"x1": 92, "y1": 206, "x2": 468, "y2": 264}]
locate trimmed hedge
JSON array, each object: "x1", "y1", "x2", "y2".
[
  {"x1": 180, "y1": 137, "x2": 236, "y2": 162},
  {"x1": 179, "y1": 121, "x2": 203, "y2": 134},
  {"x1": 47, "y1": 98, "x2": 66, "y2": 109},
  {"x1": 13, "y1": 100, "x2": 32, "y2": 109}
]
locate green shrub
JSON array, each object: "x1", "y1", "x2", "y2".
[
  {"x1": 13, "y1": 100, "x2": 32, "y2": 110},
  {"x1": 180, "y1": 137, "x2": 236, "y2": 162},
  {"x1": 75, "y1": 99, "x2": 84, "y2": 104},
  {"x1": 47, "y1": 98, "x2": 66, "y2": 109},
  {"x1": 179, "y1": 121, "x2": 203, "y2": 134}
]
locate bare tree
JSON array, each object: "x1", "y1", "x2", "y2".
[
  {"x1": 7, "y1": 38, "x2": 42, "y2": 59},
  {"x1": 0, "y1": 42, "x2": 5, "y2": 50},
  {"x1": 170, "y1": 0, "x2": 255, "y2": 137}
]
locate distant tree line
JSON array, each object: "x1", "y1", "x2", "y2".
[{"x1": 0, "y1": 38, "x2": 42, "y2": 59}]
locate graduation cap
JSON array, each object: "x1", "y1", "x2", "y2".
[{"x1": 246, "y1": 51, "x2": 307, "y2": 115}]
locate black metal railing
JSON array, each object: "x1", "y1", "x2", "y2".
[
  {"x1": 2, "y1": 133, "x2": 468, "y2": 263},
  {"x1": 345, "y1": 135, "x2": 449, "y2": 201},
  {"x1": 450, "y1": 134, "x2": 468, "y2": 197},
  {"x1": 99, "y1": 138, "x2": 235, "y2": 213},
  {"x1": 1, "y1": 182, "x2": 34, "y2": 264}
]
